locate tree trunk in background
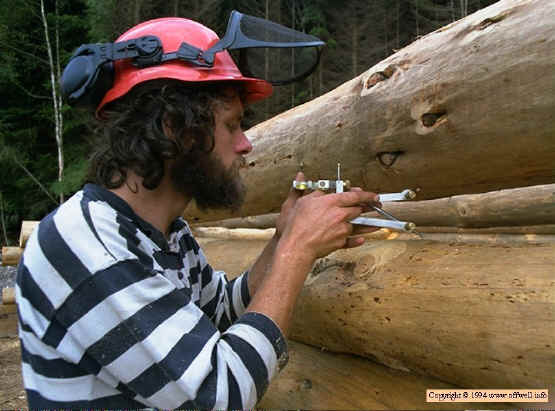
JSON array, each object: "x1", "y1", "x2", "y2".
[
  {"x1": 40, "y1": 0, "x2": 64, "y2": 204},
  {"x1": 184, "y1": 0, "x2": 555, "y2": 223}
]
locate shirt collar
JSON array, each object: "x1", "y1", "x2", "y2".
[{"x1": 83, "y1": 183, "x2": 184, "y2": 251}]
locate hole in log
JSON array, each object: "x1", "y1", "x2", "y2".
[
  {"x1": 365, "y1": 64, "x2": 397, "y2": 89},
  {"x1": 421, "y1": 110, "x2": 447, "y2": 127},
  {"x1": 377, "y1": 151, "x2": 403, "y2": 168},
  {"x1": 248, "y1": 161, "x2": 256, "y2": 167}
]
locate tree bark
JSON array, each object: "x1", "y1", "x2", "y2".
[
  {"x1": 184, "y1": 0, "x2": 555, "y2": 223},
  {"x1": 289, "y1": 240, "x2": 555, "y2": 390}
]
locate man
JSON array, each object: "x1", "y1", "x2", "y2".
[{"x1": 16, "y1": 16, "x2": 380, "y2": 409}]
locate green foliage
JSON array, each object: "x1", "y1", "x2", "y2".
[{"x1": 0, "y1": 0, "x2": 89, "y2": 243}]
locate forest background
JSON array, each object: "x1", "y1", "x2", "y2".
[{"x1": 0, "y1": 0, "x2": 498, "y2": 245}]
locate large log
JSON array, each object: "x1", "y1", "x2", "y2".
[
  {"x1": 289, "y1": 241, "x2": 555, "y2": 391},
  {"x1": 184, "y1": 0, "x2": 555, "y2": 223},
  {"x1": 259, "y1": 340, "x2": 514, "y2": 410},
  {"x1": 198, "y1": 238, "x2": 555, "y2": 398}
]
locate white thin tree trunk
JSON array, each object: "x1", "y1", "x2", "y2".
[{"x1": 40, "y1": 0, "x2": 64, "y2": 204}]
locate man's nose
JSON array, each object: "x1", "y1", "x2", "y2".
[{"x1": 235, "y1": 130, "x2": 253, "y2": 155}]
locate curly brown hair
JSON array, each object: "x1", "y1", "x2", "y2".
[{"x1": 87, "y1": 79, "x2": 244, "y2": 190}]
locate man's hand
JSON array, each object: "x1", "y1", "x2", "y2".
[
  {"x1": 279, "y1": 183, "x2": 381, "y2": 261},
  {"x1": 275, "y1": 171, "x2": 305, "y2": 238},
  {"x1": 246, "y1": 173, "x2": 381, "y2": 336}
]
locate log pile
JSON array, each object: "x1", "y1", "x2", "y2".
[
  {"x1": 192, "y1": 0, "x2": 555, "y2": 407},
  {"x1": 1, "y1": 221, "x2": 38, "y2": 338}
]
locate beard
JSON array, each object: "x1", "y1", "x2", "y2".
[{"x1": 170, "y1": 150, "x2": 247, "y2": 211}]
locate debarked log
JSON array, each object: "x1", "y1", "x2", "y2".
[
  {"x1": 2, "y1": 287, "x2": 15, "y2": 305},
  {"x1": 1, "y1": 247, "x2": 23, "y2": 267},
  {"x1": 289, "y1": 240, "x2": 555, "y2": 390},
  {"x1": 184, "y1": 0, "x2": 555, "y2": 223},
  {"x1": 193, "y1": 184, "x2": 555, "y2": 229},
  {"x1": 192, "y1": 227, "x2": 276, "y2": 241},
  {"x1": 259, "y1": 340, "x2": 514, "y2": 410},
  {"x1": 19, "y1": 220, "x2": 38, "y2": 248}
]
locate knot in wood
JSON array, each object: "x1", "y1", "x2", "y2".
[{"x1": 377, "y1": 151, "x2": 403, "y2": 168}]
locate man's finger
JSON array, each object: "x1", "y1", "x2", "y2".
[
  {"x1": 285, "y1": 171, "x2": 306, "y2": 204},
  {"x1": 331, "y1": 190, "x2": 380, "y2": 207}
]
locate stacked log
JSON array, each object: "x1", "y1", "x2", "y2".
[
  {"x1": 1, "y1": 220, "x2": 38, "y2": 268},
  {"x1": 1, "y1": 221, "x2": 38, "y2": 337}
]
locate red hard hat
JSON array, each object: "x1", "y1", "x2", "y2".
[{"x1": 96, "y1": 17, "x2": 273, "y2": 114}]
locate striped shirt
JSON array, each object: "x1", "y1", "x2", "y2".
[{"x1": 16, "y1": 183, "x2": 288, "y2": 409}]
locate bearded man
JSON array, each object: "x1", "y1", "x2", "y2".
[{"x1": 16, "y1": 16, "x2": 379, "y2": 409}]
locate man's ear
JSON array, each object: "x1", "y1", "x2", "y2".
[{"x1": 162, "y1": 112, "x2": 176, "y2": 140}]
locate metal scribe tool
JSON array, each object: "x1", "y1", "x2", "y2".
[{"x1": 292, "y1": 163, "x2": 417, "y2": 232}]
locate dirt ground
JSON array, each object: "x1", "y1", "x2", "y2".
[{"x1": 0, "y1": 337, "x2": 26, "y2": 408}]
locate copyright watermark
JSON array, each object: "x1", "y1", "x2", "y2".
[{"x1": 426, "y1": 389, "x2": 549, "y2": 403}]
